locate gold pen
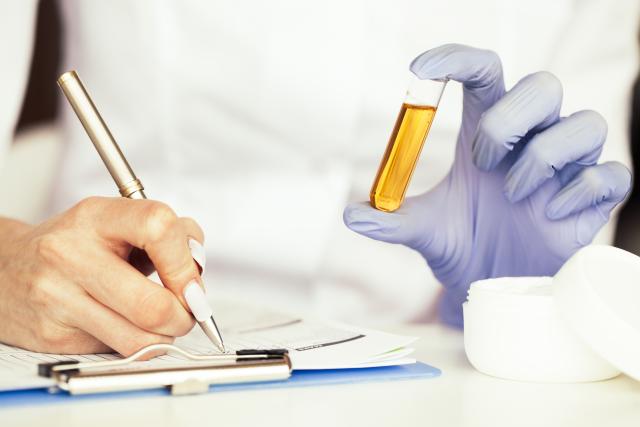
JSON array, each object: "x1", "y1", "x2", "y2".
[{"x1": 57, "y1": 70, "x2": 226, "y2": 353}]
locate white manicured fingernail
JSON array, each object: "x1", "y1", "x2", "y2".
[
  {"x1": 188, "y1": 238, "x2": 206, "y2": 274},
  {"x1": 183, "y1": 281, "x2": 212, "y2": 322}
]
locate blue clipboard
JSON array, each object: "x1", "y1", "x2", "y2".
[{"x1": 0, "y1": 362, "x2": 440, "y2": 408}]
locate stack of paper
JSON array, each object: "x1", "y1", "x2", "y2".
[
  {"x1": 0, "y1": 300, "x2": 417, "y2": 392},
  {"x1": 180, "y1": 300, "x2": 417, "y2": 369}
]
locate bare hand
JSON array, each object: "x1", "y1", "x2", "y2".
[{"x1": 0, "y1": 197, "x2": 204, "y2": 356}]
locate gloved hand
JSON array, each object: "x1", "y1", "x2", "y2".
[{"x1": 344, "y1": 44, "x2": 631, "y2": 327}]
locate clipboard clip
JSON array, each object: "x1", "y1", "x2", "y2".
[{"x1": 38, "y1": 344, "x2": 291, "y2": 396}]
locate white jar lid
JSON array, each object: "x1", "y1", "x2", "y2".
[{"x1": 554, "y1": 245, "x2": 640, "y2": 381}]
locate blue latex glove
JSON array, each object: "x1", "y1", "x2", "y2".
[{"x1": 344, "y1": 44, "x2": 631, "y2": 327}]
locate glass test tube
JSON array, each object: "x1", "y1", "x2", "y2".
[{"x1": 370, "y1": 76, "x2": 447, "y2": 212}]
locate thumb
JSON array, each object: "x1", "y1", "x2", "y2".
[{"x1": 343, "y1": 201, "x2": 426, "y2": 247}]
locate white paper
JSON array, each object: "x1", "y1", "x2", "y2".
[{"x1": 0, "y1": 301, "x2": 416, "y2": 391}]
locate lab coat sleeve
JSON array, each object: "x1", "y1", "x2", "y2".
[
  {"x1": 0, "y1": 1, "x2": 38, "y2": 166},
  {"x1": 549, "y1": 0, "x2": 639, "y2": 245}
]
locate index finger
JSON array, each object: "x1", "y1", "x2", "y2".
[
  {"x1": 410, "y1": 44, "x2": 506, "y2": 115},
  {"x1": 79, "y1": 197, "x2": 205, "y2": 307}
]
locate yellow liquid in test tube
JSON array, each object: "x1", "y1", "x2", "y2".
[{"x1": 370, "y1": 103, "x2": 437, "y2": 212}]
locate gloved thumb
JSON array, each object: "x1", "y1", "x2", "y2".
[{"x1": 343, "y1": 201, "x2": 424, "y2": 247}]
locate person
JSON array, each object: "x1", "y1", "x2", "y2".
[{"x1": 0, "y1": 1, "x2": 637, "y2": 355}]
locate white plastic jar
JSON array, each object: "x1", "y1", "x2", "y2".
[{"x1": 463, "y1": 276, "x2": 620, "y2": 382}]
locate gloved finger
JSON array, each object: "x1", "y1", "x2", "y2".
[
  {"x1": 471, "y1": 71, "x2": 563, "y2": 171},
  {"x1": 571, "y1": 201, "x2": 627, "y2": 247},
  {"x1": 555, "y1": 162, "x2": 586, "y2": 187},
  {"x1": 410, "y1": 44, "x2": 505, "y2": 115},
  {"x1": 546, "y1": 162, "x2": 631, "y2": 220},
  {"x1": 343, "y1": 202, "x2": 423, "y2": 246},
  {"x1": 572, "y1": 206, "x2": 611, "y2": 247},
  {"x1": 504, "y1": 110, "x2": 607, "y2": 202}
]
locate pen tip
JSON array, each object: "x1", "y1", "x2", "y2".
[{"x1": 198, "y1": 317, "x2": 226, "y2": 353}]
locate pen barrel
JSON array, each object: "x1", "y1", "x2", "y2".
[{"x1": 57, "y1": 70, "x2": 146, "y2": 199}]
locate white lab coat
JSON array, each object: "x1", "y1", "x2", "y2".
[{"x1": 1, "y1": 0, "x2": 638, "y2": 323}]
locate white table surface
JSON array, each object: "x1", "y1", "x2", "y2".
[{"x1": 2, "y1": 323, "x2": 639, "y2": 427}]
